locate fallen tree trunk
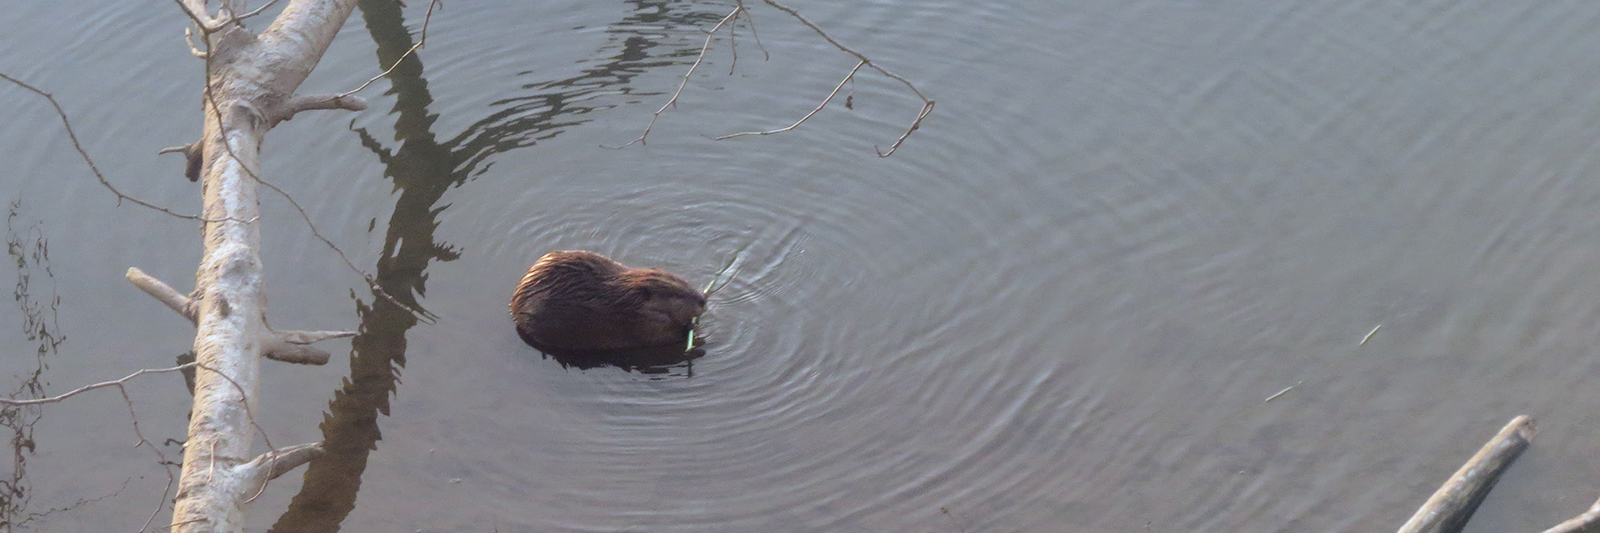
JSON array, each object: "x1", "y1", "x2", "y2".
[
  {"x1": 126, "y1": 0, "x2": 368, "y2": 531},
  {"x1": 1395, "y1": 416, "x2": 1600, "y2": 533},
  {"x1": 1397, "y1": 415, "x2": 1535, "y2": 533}
]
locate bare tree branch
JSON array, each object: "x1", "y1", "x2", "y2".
[
  {"x1": 277, "y1": 330, "x2": 354, "y2": 345},
  {"x1": 0, "y1": 364, "x2": 195, "y2": 407},
  {"x1": 233, "y1": 0, "x2": 285, "y2": 24},
  {"x1": 0, "y1": 72, "x2": 239, "y2": 221},
  {"x1": 240, "y1": 441, "x2": 322, "y2": 505},
  {"x1": 125, "y1": 267, "x2": 350, "y2": 365},
  {"x1": 241, "y1": 442, "x2": 323, "y2": 493},
  {"x1": 750, "y1": 0, "x2": 933, "y2": 157},
  {"x1": 717, "y1": 59, "x2": 864, "y2": 140},
  {"x1": 737, "y1": 0, "x2": 770, "y2": 62},
  {"x1": 271, "y1": 93, "x2": 368, "y2": 124},
  {"x1": 0, "y1": 363, "x2": 196, "y2": 532},
  {"x1": 260, "y1": 344, "x2": 333, "y2": 365},
  {"x1": 604, "y1": 5, "x2": 744, "y2": 149},
  {"x1": 126, "y1": 267, "x2": 198, "y2": 322},
  {"x1": 611, "y1": 0, "x2": 933, "y2": 156},
  {"x1": 332, "y1": 0, "x2": 441, "y2": 100},
  {"x1": 158, "y1": 141, "x2": 207, "y2": 182}
]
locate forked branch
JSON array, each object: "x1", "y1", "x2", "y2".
[
  {"x1": 0, "y1": 72, "x2": 221, "y2": 220},
  {"x1": 717, "y1": 60, "x2": 864, "y2": 140},
  {"x1": 749, "y1": 0, "x2": 933, "y2": 157},
  {"x1": 612, "y1": 0, "x2": 933, "y2": 156},
  {"x1": 605, "y1": 5, "x2": 745, "y2": 149},
  {"x1": 0, "y1": 363, "x2": 196, "y2": 407}
]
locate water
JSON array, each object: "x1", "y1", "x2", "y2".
[{"x1": 5, "y1": 0, "x2": 1600, "y2": 531}]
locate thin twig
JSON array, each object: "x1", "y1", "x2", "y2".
[
  {"x1": 118, "y1": 385, "x2": 174, "y2": 533},
  {"x1": 615, "y1": 0, "x2": 933, "y2": 156},
  {"x1": 757, "y1": 0, "x2": 926, "y2": 99},
  {"x1": 604, "y1": 5, "x2": 744, "y2": 149},
  {"x1": 737, "y1": 0, "x2": 770, "y2": 61},
  {"x1": 0, "y1": 364, "x2": 195, "y2": 406},
  {"x1": 14, "y1": 314, "x2": 296, "y2": 522},
  {"x1": 1263, "y1": 381, "x2": 1302, "y2": 403},
  {"x1": 141, "y1": 470, "x2": 174, "y2": 533},
  {"x1": 171, "y1": 0, "x2": 217, "y2": 33},
  {"x1": 701, "y1": 254, "x2": 743, "y2": 296},
  {"x1": 232, "y1": 0, "x2": 284, "y2": 24},
  {"x1": 335, "y1": 0, "x2": 440, "y2": 99},
  {"x1": 0, "y1": 72, "x2": 246, "y2": 222},
  {"x1": 701, "y1": 236, "x2": 757, "y2": 299},
  {"x1": 874, "y1": 100, "x2": 934, "y2": 157},
  {"x1": 1360, "y1": 324, "x2": 1382, "y2": 346},
  {"x1": 0, "y1": 361, "x2": 194, "y2": 532},
  {"x1": 12, "y1": 477, "x2": 133, "y2": 528},
  {"x1": 727, "y1": 5, "x2": 739, "y2": 75},
  {"x1": 717, "y1": 60, "x2": 864, "y2": 139},
  {"x1": 253, "y1": 174, "x2": 423, "y2": 319},
  {"x1": 749, "y1": 0, "x2": 934, "y2": 156}
]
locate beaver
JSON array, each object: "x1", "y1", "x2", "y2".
[{"x1": 510, "y1": 250, "x2": 706, "y2": 353}]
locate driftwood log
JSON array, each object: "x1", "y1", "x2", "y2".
[
  {"x1": 1398, "y1": 415, "x2": 1536, "y2": 533},
  {"x1": 1397, "y1": 416, "x2": 1600, "y2": 533}
]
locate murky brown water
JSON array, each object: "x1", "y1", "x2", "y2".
[{"x1": 7, "y1": 0, "x2": 1600, "y2": 531}]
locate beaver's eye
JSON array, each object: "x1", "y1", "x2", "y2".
[{"x1": 638, "y1": 287, "x2": 654, "y2": 299}]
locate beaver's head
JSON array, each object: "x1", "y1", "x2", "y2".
[{"x1": 618, "y1": 268, "x2": 707, "y2": 330}]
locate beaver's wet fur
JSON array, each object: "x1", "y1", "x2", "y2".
[{"x1": 510, "y1": 250, "x2": 705, "y2": 353}]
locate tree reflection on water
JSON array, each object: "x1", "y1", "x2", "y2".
[{"x1": 269, "y1": 1, "x2": 724, "y2": 531}]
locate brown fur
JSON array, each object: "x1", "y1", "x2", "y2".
[{"x1": 510, "y1": 250, "x2": 705, "y2": 353}]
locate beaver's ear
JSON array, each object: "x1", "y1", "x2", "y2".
[{"x1": 637, "y1": 286, "x2": 654, "y2": 299}]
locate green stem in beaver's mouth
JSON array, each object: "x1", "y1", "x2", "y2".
[{"x1": 685, "y1": 316, "x2": 700, "y2": 352}]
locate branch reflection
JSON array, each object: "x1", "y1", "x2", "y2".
[{"x1": 1, "y1": 200, "x2": 67, "y2": 529}]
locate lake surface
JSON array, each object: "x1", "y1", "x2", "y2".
[{"x1": 6, "y1": 0, "x2": 1600, "y2": 531}]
